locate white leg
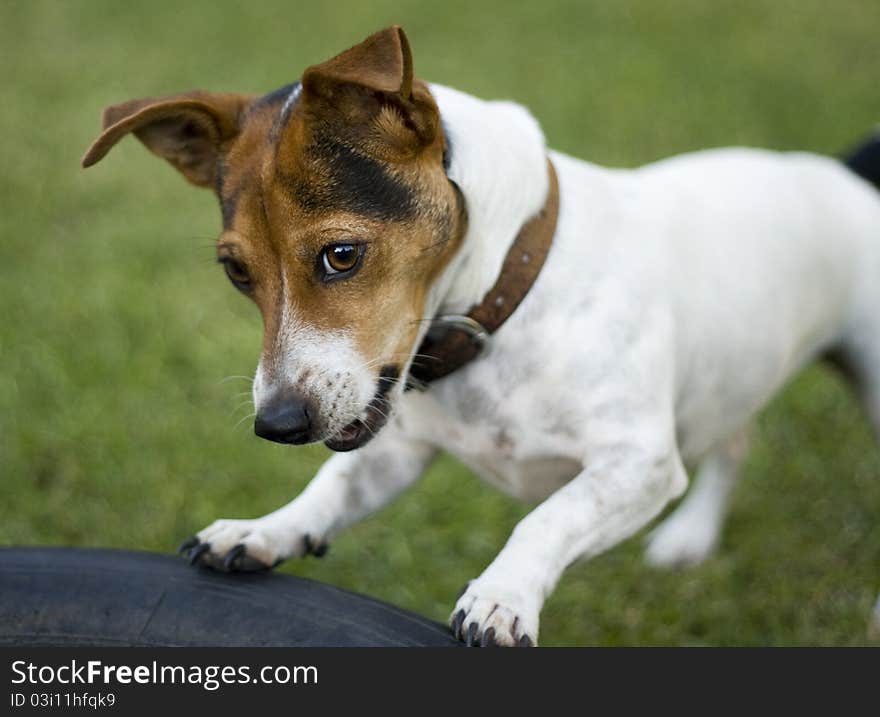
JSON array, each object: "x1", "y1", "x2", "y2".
[
  {"x1": 644, "y1": 431, "x2": 747, "y2": 568},
  {"x1": 452, "y1": 422, "x2": 688, "y2": 646},
  {"x1": 189, "y1": 426, "x2": 436, "y2": 570}
]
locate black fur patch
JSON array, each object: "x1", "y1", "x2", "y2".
[
  {"x1": 215, "y1": 159, "x2": 245, "y2": 230},
  {"x1": 249, "y1": 83, "x2": 299, "y2": 115},
  {"x1": 214, "y1": 160, "x2": 234, "y2": 229},
  {"x1": 220, "y1": 186, "x2": 242, "y2": 230},
  {"x1": 281, "y1": 134, "x2": 417, "y2": 221},
  {"x1": 843, "y1": 131, "x2": 880, "y2": 190}
]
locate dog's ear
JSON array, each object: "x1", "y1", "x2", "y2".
[
  {"x1": 81, "y1": 91, "x2": 254, "y2": 188},
  {"x1": 301, "y1": 26, "x2": 439, "y2": 152}
]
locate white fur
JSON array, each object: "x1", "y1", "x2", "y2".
[
  {"x1": 200, "y1": 83, "x2": 880, "y2": 646},
  {"x1": 424, "y1": 84, "x2": 549, "y2": 317},
  {"x1": 645, "y1": 431, "x2": 747, "y2": 567},
  {"x1": 253, "y1": 293, "x2": 374, "y2": 440}
]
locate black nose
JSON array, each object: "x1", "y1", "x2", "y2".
[{"x1": 254, "y1": 392, "x2": 314, "y2": 445}]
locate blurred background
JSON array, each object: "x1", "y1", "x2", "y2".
[{"x1": 2, "y1": 0, "x2": 879, "y2": 645}]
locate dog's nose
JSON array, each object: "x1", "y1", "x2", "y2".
[{"x1": 254, "y1": 392, "x2": 314, "y2": 445}]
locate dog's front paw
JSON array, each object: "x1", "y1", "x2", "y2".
[
  {"x1": 178, "y1": 518, "x2": 329, "y2": 572},
  {"x1": 450, "y1": 581, "x2": 539, "y2": 647}
]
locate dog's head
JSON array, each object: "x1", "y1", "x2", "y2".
[{"x1": 83, "y1": 27, "x2": 466, "y2": 451}]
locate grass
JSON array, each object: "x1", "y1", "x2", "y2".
[{"x1": 2, "y1": 0, "x2": 879, "y2": 646}]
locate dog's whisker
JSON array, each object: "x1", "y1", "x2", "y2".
[
  {"x1": 356, "y1": 418, "x2": 377, "y2": 439},
  {"x1": 368, "y1": 404, "x2": 391, "y2": 422},
  {"x1": 230, "y1": 399, "x2": 256, "y2": 419},
  {"x1": 351, "y1": 352, "x2": 421, "y2": 373},
  {"x1": 406, "y1": 377, "x2": 428, "y2": 391},
  {"x1": 185, "y1": 238, "x2": 222, "y2": 248},
  {"x1": 352, "y1": 352, "x2": 440, "y2": 375},
  {"x1": 231, "y1": 398, "x2": 254, "y2": 411},
  {"x1": 231, "y1": 410, "x2": 255, "y2": 424},
  {"x1": 232, "y1": 411, "x2": 256, "y2": 431},
  {"x1": 220, "y1": 375, "x2": 255, "y2": 385},
  {"x1": 420, "y1": 237, "x2": 451, "y2": 253}
]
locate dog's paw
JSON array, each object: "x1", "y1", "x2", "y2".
[
  {"x1": 450, "y1": 581, "x2": 539, "y2": 647},
  {"x1": 178, "y1": 518, "x2": 329, "y2": 572},
  {"x1": 644, "y1": 510, "x2": 718, "y2": 568}
]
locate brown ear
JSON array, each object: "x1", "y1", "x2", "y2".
[
  {"x1": 301, "y1": 26, "x2": 438, "y2": 148},
  {"x1": 304, "y1": 25, "x2": 414, "y2": 99},
  {"x1": 81, "y1": 91, "x2": 254, "y2": 188}
]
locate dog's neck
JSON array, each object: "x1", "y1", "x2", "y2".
[{"x1": 427, "y1": 84, "x2": 550, "y2": 316}]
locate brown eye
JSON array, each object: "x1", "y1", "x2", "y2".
[
  {"x1": 321, "y1": 243, "x2": 364, "y2": 279},
  {"x1": 220, "y1": 257, "x2": 251, "y2": 291}
]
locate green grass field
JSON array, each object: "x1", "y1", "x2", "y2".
[{"x1": 2, "y1": 0, "x2": 879, "y2": 646}]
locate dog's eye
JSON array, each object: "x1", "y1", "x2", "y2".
[
  {"x1": 321, "y1": 243, "x2": 365, "y2": 280},
  {"x1": 220, "y1": 257, "x2": 251, "y2": 292}
]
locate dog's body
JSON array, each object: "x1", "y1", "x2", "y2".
[{"x1": 84, "y1": 28, "x2": 880, "y2": 645}]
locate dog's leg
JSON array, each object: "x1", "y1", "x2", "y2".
[
  {"x1": 451, "y1": 422, "x2": 687, "y2": 646},
  {"x1": 865, "y1": 371, "x2": 880, "y2": 640},
  {"x1": 826, "y1": 336, "x2": 880, "y2": 640},
  {"x1": 644, "y1": 430, "x2": 747, "y2": 568},
  {"x1": 185, "y1": 428, "x2": 436, "y2": 571}
]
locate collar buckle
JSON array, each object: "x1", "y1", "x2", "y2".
[{"x1": 427, "y1": 314, "x2": 490, "y2": 356}]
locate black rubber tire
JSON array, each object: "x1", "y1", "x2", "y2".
[{"x1": 0, "y1": 547, "x2": 460, "y2": 647}]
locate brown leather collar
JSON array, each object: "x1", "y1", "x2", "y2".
[{"x1": 408, "y1": 158, "x2": 559, "y2": 386}]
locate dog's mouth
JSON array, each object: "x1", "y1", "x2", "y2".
[{"x1": 324, "y1": 365, "x2": 399, "y2": 452}]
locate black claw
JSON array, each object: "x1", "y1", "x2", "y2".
[
  {"x1": 451, "y1": 610, "x2": 466, "y2": 640},
  {"x1": 223, "y1": 543, "x2": 246, "y2": 572},
  {"x1": 178, "y1": 536, "x2": 199, "y2": 555},
  {"x1": 465, "y1": 622, "x2": 478, "y2": 647},
  {"x1": 480, "y1": 627, "x2": 496, "y2": 647},
  {"x1": 188, "y1": 542, "x2": 211, "y2": 566},
  {"x1": 518, "y1": 634, "x2": 534, "y2": 648},
  {"x1": 312, "y1": 542, "x2": 329, "y2": 558}
]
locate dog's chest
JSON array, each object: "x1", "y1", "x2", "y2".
[{"x1": 399, "y1": 364, "x2": 583, "y2": 502}]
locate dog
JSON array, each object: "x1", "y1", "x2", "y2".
[{"x1": 82, "y1": 26, "x2": 880, "y2": 646}]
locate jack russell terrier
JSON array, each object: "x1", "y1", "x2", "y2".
[{"x1": 83, "y1": 26, "x2": 880, "y2": 646}]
